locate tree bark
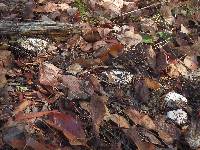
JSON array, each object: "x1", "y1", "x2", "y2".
[{"x1": 0, "y1": 21, "x2": 81, "y2": 36}]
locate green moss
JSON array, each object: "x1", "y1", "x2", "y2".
[{"x1": 74, "y1": 0, "x2": 88, "y2": 18}]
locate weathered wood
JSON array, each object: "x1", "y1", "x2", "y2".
[{"x1": 0, "y1": 21, "x2": 81, "y2": 36}]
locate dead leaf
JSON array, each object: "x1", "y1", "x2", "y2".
[
  {"x1": 181, "y1": 24, "x2": 189, "y2": 34},
  {"x1": 15, "y1": 110, "x2": 58, "y2": 121},
  {"x1": 34, "y1": 2, "x2": 70, "y2": 13},
  {"x1": 160, "y1": 5, "x2": 174, "y2": 25},
  {"x1": 154, "y1": 115, "x2": 180, "y2": 144},
  {"x1": 134, "y1": 78, "x2": 150, "y2": 103},
  {"x1": 82, "y1": 29, "x2": 101, "y2": 43},
  {"x1": 183, "y1": 56, "x2": 198, "y2": 70},
  {"x1": 104, "y1": 114, "x2": 130, "y2": 128},
  {"x1": 13, "y1": 100, "x2": 32, "y2": 115},
  {"x1": 73, "y1": 58, "x2": 102, "y2": 68},
  {"x1": 108, "y1": 43, "x2": 124, "y2": 58},
  {"x1": 124, "y1": 108, "x2": 156, "y2": 130},
  {"x1": 46, "y1": 112, "x2": 86, "y2": 146},
  {"x1": 93, "y1": 40, "x2": 107, "y2": 52},
  {"x1": 90, "y1": 94, "x2": 109, "y2": 133},
  {"x1": 3, "y1": 126, "x2": 26, "y2": 149},
  {"x1": 67, "y1": 34, "x2": 81, "y2": 49},
  {"x1": 89, "y1": 74, "x2": 103, "y2": 93},
  {"x1": 61, "y1": 75, "x2": 89, "y2": 100},
  {"x1": 156, "y1": 50, "x2": 169, "y2": 72},
  {"x1": 124, "y1": 126, "x2": 156, "y2": 150},
  {"x1": 79, "y1": 101, "x2": 90, "y2": 112},
  {"x1": 0, "y1": 73, "x2": 7, "y2": 88},
  {"x1": 99, "y1": 0, "x2": 124, "y2": 14},
  {"x1": 39, "y1": 62, "x2": 61, "y2": 87},
  {"x1": 146, "y1": 46, "x2": 156, "y2": 69},
  {"x1": 26, "y1": 137, "x2": 50, "y2": 150},
  {"x1": 0, "y1": 50, "x2": 11, "y2": 67},
  {"x1": 79, "y1": 37, "x2": 93, "y2": 52},
  {"x1": 166, "y1": 63, "x2": 180, "y2": 78},
  {"x1": 117, "y1": 26, "x2": 142, "y2": 48},
  {"x1": 144, "y1": 78, "x2": 161, "y2": 90}
]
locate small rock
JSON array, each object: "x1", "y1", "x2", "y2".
[
  {"x1": 167, "y1": 109, "x2": 187, "y2": 125},
  {"x1": 18, "y1": 38, "x2": 48, "y2": 53},
  {"x1": 164, "y1": 91, "x2": 187, "y2": 108},
  {"x1": 102, "y1": 70, "x2": 134, "y2": 85}
]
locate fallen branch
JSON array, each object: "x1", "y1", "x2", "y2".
[{"x1": 0, "y1": 21, "x2": 81, "y2": 36}]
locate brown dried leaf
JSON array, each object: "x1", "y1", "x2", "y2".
[
  {"x1": 13, "y1": 100, "x2": 32, "y2": 115},
  {"x1": 0, "y1": 50, "x2": 11, "y2": 68},
  {"x1": 90, "y1": 94, "x2": 109, "y2": 133},
  {"x1": 124, "y1": 108, "x2": 156, "y2": 130},
  {"x1": 108, "y1": 43, "x2": 124, "y2": 58},
  {"x1": 34, "y1": 2, "x2": 70, "y2": 13},
  {"x1": 125, "y1": 126, "x2": 156, "y2": 150},
  {"x1": 134, "y1": 79, "x2": 150, "y2": 103},
  {"x1": 39, "y1": 62, "x2": 61, "y2": 86},
  {"x1": 73, "y1": 58, "x2": 102, "y2": 68},
  {"x1": 104, "y1": 114, "x2": 130, "y2": 128},
  {"x1": 82, "y1": 29, "x2": 101, "y2": 43},
  {"x1": 144, "y1": 78, "x2": 161, "y2": 90},
  {"x1": 79, "y1": 37, "x2": 93, "y2": 52},
  {"x1": 0, "y1": 73, "x2": 7, "y2": 88},
  {"x1": 154, "y1": 115, "x2": 180, "y2": 144},
  {"x1": 15, "y1": 110, "x2": 58, "y2": 121},
  {"x1": 146, "y1": 46, "x2": 156, "y2": 69},
  {"x1": 184, "y1": 56, "x2": 198, "y2": 70},
  {"x1": 61, "y1": 75, "x2": 89, "y2": 100}
]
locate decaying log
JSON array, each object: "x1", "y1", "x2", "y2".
[{"x1": 0, "y1": 21, "x2": 81, "y2": 36}]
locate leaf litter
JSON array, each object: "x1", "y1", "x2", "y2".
[{"x1": 0, "y1": 0, "x2": 200, "y2": 149}]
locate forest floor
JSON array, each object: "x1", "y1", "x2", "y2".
[{"x1": 0, "y1": 0, "x2": 200, "y2": 149}]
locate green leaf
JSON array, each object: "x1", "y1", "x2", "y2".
[
  {"x1": 157, "y1": 32, "x2": 171, "y2": 41},
  {"x1": 142, "y1": 35, "x2": 154, "y2": 44}
]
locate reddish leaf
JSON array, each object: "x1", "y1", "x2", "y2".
[
  {"x1": 108, "y1": 43, "x2": 124, "y2": 57},
  {"x1": 15, "y1": 110, "x2": 58, "y2": 121},
  {"x1": 46, "y1": 112, "x2": 86, "y2": 146}
]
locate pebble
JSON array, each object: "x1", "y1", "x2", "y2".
[
  {"x1": 167, "y1": 109, "x2": 187, "y2": 125},
  {"x1": 102, "y1": 70, "x2": 133, "y2": 85},
  {"x1": 18, "y1": 38, "x2": 48, "y2": 53},
  {"x1": 164, "y1": 91, "x2": 187, "y2": 108}
]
